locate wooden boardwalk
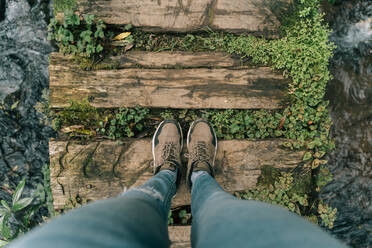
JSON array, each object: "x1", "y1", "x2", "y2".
[
  {"x1": 49, "y1": 52, "x2": 289, "y2": 109},
  {"x1": 58, "y1": 0, "x2": 292, "y2": 37},
  {"x1": 50, "y1": 139, "x2": 304, "y2": 210},
  {"x1": 49, "y1": 1, "x2": 299, "y2": 246}
]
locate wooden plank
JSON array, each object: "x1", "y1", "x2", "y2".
[
  {"x1": 49, "y1": 53, "x2": 289, "y2": 109},
  {"x1": 169, "y1": 226, "x2": 191, "y2": 248},
  {"x1": 98, "y1": 52, "x2": 249, "y2": 69},
  {"x1": 50, "y1": 51, "x2": 251, "y2": 69},
  {"x1": 50, "y1": 139, "x2": 304, "y2": 210},
  {"x1": 64, "y1": 0, "x2": 292, "y2": 38}
]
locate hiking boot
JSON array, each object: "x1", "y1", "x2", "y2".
[
  {"x1": 186, "y1": 119, "x2": 217, "y2": 189},
  {"x1": 152, "y1": 120, "x2": 183, "y2": 185}
]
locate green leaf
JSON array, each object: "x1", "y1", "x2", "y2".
[
  {"x1": 303, "y1": 152, "x2": 312, "y2": 161},
  {"x1": 12, "y1": 178, "x2": 26, "y2": 206},
  {"x1": 0, "y1": 209, "x2": 7, "y2": 217},
  {"x1": 124, "y1": 23, "x2": 132, "y2": 30},
  {"x1": 47, "y1": 32, "x2": 54, "y2": 41},
  {"x1": 83, "y1": 14, "x2": 95, "y2": 25},
  {"x1": 71, "y1": 14, "x2": 80, "y2": 25},
  {"x1": 67, "y1": 30, "x2": 74, "y2": 42},
  {"x1": 36, "y1": 183, "x2": 46, "y2": 202},
  {"x1": 96, "y1": 44, "x2": 103, "y2": 53},
  {"x1": 23, "y1": 205, "x2": 38, "y2": 226},
  {"x1": 12, "y1": 197, "x2": 33, "y2": 212},
  {"x1": 98, "y1": 30, "x2": 104, "y2": 38},
  {"x1": 0, "y1": 240, "x2": 9, "y2": 247},
  {"x1": 1, "y1": 214, "x2": 11, "y2": 240},
  {"x1": 50, "y1": 18, "x2": 58, "y2": 26},
  {"x1": 80, "y1": 30, "x2": 93, "y2": 43},
  {"x1": 281, "y1": 141, "x2": 293, "y2": 149},
  {"x1": 77, "y1": 40, "x2": 84, "y2": 52},
  {"x1": 1, "y1": 201, "x2": 10, "y2": 212}
]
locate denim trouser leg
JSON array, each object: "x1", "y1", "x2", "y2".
[
  {"x1": 9, "y1": 170, "x2": 177, "y2": 248},
  {"x1": 191, "y1": 172, "x2": 347, "y2": 248}
]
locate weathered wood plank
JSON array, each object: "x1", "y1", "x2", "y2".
[
  {"x1": 64, "y1": 0, "x2": 292, "y2": 38},
  {"x1": 169, "y1": 226, "x2": 191, "y2": 248},
  {"x1": 50, "y1": 139, "x2": 304, "y2": 210},
  {"x1": 49, "y1": 53, "x2": 289, "y2": 109},
  {"x1": 50, "y1": 51, "x2": 251, "y2": 69}
]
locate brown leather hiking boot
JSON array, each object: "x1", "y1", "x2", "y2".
[
  {"x1": 152, "y1": 120, "x2": 183, "y2": 185},
  {"x1": 186, "y1": 119, "x2": 217, "y2": 189}
]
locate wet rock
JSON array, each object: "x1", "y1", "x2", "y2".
[
  {"x1": 0, "y1": 0, "x2": 53, "y2": 226},
  {"x1": 0, "y1": 57, "x2": 24, "y2": 100},
  {"x1": 322, "y1": 1, "x2": 372, "y2": 247},
  {"x1": 1, "y1": 139, "x2": 15, "y2": 155},
  {"x1": 0, "y1": 0, "x2": 5, "y2": 22}
]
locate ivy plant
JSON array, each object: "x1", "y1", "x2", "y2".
[{"x1": 48, "y1": 11, "x2": 106, "y2": 57}]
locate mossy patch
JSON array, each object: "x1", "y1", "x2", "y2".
[{"x1": 56, "y1": 99, "x2": 100, "y2": 127}]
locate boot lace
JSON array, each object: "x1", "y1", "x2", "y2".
[
  {"x1": 188, "y1": 141, "x2": 209, "y2": 164},
  {"x1": 152, "y1": 142, "x2": 178, "y2": 170},
  {"x1": 161, "y1": 142, "x2": 178, "y2": 163}
]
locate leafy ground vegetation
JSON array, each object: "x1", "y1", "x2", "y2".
[
  {"x1": 6, "y1": 0, "x2": 336, "y2": 240},
  {"x1": 47, "y1": 11, "x2": 106, "y2": 57},
  {"x1": 0, "y1": 165, "x2": 55, "y2": 247}
]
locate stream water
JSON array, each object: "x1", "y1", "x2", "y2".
[
  {"x1": 0, "y1": 0, "x2": 370, "y2": 247},
  {"x1": 321, "y1": 1, "x2": 372, "y2": 247}
]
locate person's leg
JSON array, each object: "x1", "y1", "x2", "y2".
[
  {"x1": 190, "y1": 171, "x2": 347, "y2": 248},
  {"x1": 9, "y1": 170, "x2": 176, "y2": 248},
  {"x1": 185, "y1": 119, "x2": 346, "y2": 248},
  {"x1": 9, "y1": 119, "x2": 184, "y2": 248}
]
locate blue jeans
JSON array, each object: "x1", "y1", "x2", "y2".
[{"x1": 9, "y1": 170, "x2": 346, "y2": 248}]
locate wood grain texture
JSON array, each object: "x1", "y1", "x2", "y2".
[
  {"x1": 50, "y1": 139, "x2": 304, "y2": 210},
  {"x1": 97, "y1": 51, "x2": 250, "y2": 69},
  {"x1": 49, "y1": 52, "x2": 289, "y2": 109},
  {"x1": 63, "y1": 0, "x2": 292, "y2": 38},
  {"x1": 50, "y1": 51, "x2": 252, "y2": 69},
  {"x1": 169, "y1": 226, "x2": 191, "y2": 248}
]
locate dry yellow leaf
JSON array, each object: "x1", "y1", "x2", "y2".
[
  {"x1": 112, "y1": 32, "x2": 131, "y2": 41},
  {"x1": 62, "y1": 125, "x2": 84, "y2": 133}
]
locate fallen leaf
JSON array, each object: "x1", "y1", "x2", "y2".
[
  {"x1": 11, "y1": 101, "x2": 19, "y2": 110},
  {"x1": 62, "y1": 125, "x2": 84, "y2": 133},
  {"x1": 124, "y1": 43, "x2": 134, "y2": 52},
  {"x1": 112, "y1": 40, "x2": 131, "y2": 46},
  {"x1": 314, "y1": 151, "x2": 326, "y2": 158},
  {"x1": 311, "y1": 159, "x2": 327, "y2": 169},
  {"x1": 312, "y1": 159, "x2": 321, "y2": 169},
  {"x1": 277, "y1": 116, "x2": 286, "y2": 130},
  {"x1": 112, "y1": 32, "x2": 131, "y2": 41},
  {"x1": 1, "y1": 186, "x2": 13, "y2": 194},
  {"x1": 150, "y1": 117, "x2": 161, "y2": 121},
  {"x1": 76, "y1": 129, "x2": 93, "y2": 135}
]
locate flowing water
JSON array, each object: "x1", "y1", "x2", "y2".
[
  {"x1": 321, "y1": 1, "x2": 372, "y2": 247},
  {"x1": 0, "y1": 0, "x2": 370, "y2": 247}
]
